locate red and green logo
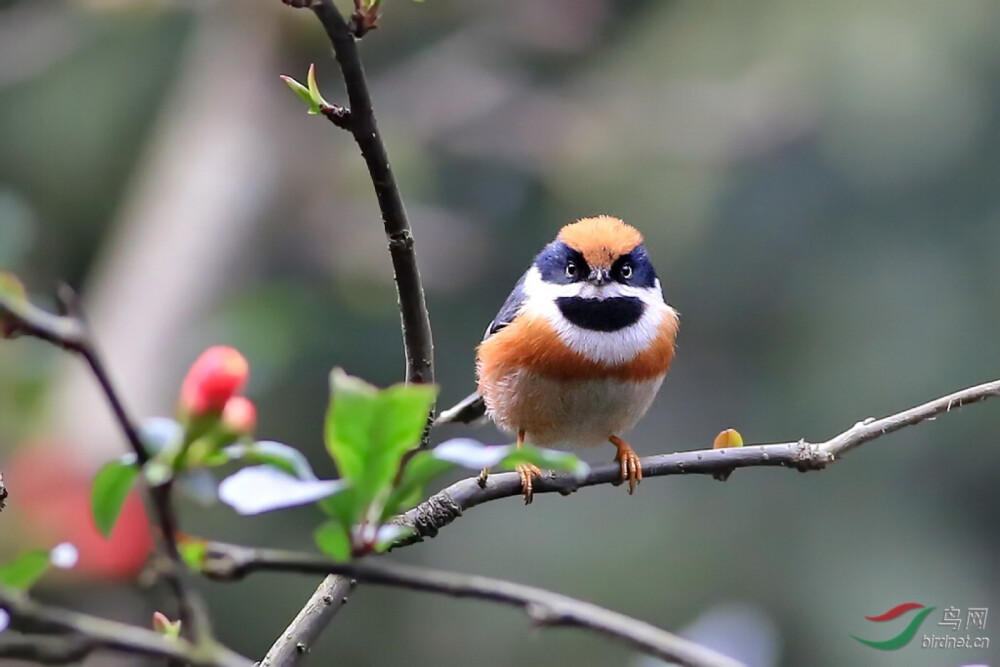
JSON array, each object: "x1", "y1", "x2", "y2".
[{"x1": 852, "y1": 603, "x2": 936, "y2": 650}]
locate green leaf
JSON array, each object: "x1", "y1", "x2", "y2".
[
  {"x1": 280, "y1": 75, "x2": 316, "y2": 113},
  {"x1": 178, "y1": 538, "x2": 208, "y2": 571},
  {"x1": 305, "y1": 63, "x2": 328, "y2": 115},
  {"x1": 382, "y1": 449, "x2": 452, "y2": 519},
  {"x1": 318, "y1": 484, "x2": 356, "y2": 523},
  {"x1": 314, "y1": 520, "x2": 352, "y2": 561},
  {"x1": 324, "y1": 369, "x2": 437, "y2": 522},
  {"x1": 0, "y1": 550, "x2": 50, "y2": 590},
  {"x1": 91, "y1": 459, "x2": 139, "y2": 537},
  {"x1": 324, "y1": 370, "x2": 379, "y2": 482},
  {"x1": 359, "y1": 382, "x2": 437, "y2": 507}
]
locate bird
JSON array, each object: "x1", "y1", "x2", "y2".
[{"x1": 437, "y1": 215, "x2": 679, "y2": 503}]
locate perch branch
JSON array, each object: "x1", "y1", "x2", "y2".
[
  {"x1": 0, "y1": 293, "x2": 214, "y2": 648},
  {"x1": 259, "y1": 575, "x2": 356, "y2": 666},
  {"x1": 394, "y1": 379, "x2": 1000, "y2": 543},
  {"x1": 0, "y1": 588, "x2": 251, "y2": 667},
  {"x1": 201, "y1": 543, "x2": 740, "y2": 667}
]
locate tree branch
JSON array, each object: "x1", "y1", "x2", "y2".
[
  {"x1": 259, "y1": 574, "x2": 356, "y2": 666},
  {"x1": 200, "y1": 543, "x2": 740, "y2": 667},
  {"x1": 393, "y1": 379, "x2": 1000, "y2": 544},
  {"x1": 0, "y1": 588, "x2": 252, "y2": 667},
  {"x1": 0, "y1": 293, "x2": 214, "y2": 648},
  {"x1": 287, "y1": 0, "x2": 434, "y2": 387},
  {"x1": 272, "y1": 0, "x2": 438, "y2": 659}
]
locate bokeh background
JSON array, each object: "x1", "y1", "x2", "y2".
[{"x1": 1, "y1": 0, "x2": 998, "y2": 665}]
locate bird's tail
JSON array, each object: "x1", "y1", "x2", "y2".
[{"x1": 435, "y1": 391, "x2": 487, "y2": 426}]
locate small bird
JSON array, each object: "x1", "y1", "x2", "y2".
[{"x1": 438, "y1": 215, "x2": 679, "y2": 503}]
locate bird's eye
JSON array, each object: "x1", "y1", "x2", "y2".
[
  {"x1": 620, "y1": 263, "x2": 633, "y2": 280},
  {"x1": 565, "y1": 261, "x2": 577, "y2": 279}
]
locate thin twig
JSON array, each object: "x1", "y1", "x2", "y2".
[
  {"x1": 394, "y1": 379, "x2": 1000, "y2": 543},
  {"x1": 291, "y1": 0, "x2": 434, "y2": 387},
  {"x1": 259, "y1": 575, "x2": 356, "y2": 666},
  {"x1": 200, "y1": 543, "x2": 741, "y2": 667},
  {"x1": 0, "y1": 293, "x2": 214, "y2": 648},
  {"x1": 0, "y1": 588, "x2": 252, "y2": 667}
]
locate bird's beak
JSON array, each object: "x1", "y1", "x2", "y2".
[{"x1": 588, "y1": 267, "x2": 610, "y2": 286}]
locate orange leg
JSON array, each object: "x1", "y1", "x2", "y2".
[
  {"x1": 514, "y1": 429, "x2": 542, "y2": 505},
  {"x1": 609, "y1": 435, "x2": 642, "y2": 494}
]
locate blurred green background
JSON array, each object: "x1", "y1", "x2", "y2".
[{"x1": 1, "y1": 0, "x2": 998, "y2": 665}]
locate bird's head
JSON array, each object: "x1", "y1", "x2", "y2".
[{"x1": 526, "y1": 216, "x2": 664, "y2": 333}]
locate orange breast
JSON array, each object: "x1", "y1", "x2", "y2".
[{"x1": 476, "y1": 310, "x2": 678, "y2": 388}]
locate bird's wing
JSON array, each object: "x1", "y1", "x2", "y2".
[
  {"x1": 438, "y1": 270, "x2": 530, "y2": 426},
  {"x1": 483, "y1": 269, "x2": 529, "y2": 340},
  {"x1": 434, "y1": 391, "x2": 486, "y2": 425}
]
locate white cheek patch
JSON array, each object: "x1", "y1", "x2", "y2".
[{"x1": 520, "y1": 267, "x2": 674, "y2": 365}]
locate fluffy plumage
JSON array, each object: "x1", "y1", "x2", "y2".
[{"x1": 473, "y1": 216, "x2": 679, "y2": 448}]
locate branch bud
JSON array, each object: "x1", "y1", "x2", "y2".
[{"x1": 152, "y1": 611, "x2": 182, "y2": 639}]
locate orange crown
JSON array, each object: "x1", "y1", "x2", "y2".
[{"x1": 557, "y1": 216, "x2": 643, "y2": 268}]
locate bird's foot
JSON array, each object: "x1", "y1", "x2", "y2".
[
  {"x1": 610, "y1": 435, "x2": 642, "y2": 494},
  {"x1": 516, "y1": 463, "x2": 543, "y2": 504}
]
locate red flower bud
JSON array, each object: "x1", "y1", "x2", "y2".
[
  {"x1": 178, "y1": 346, "x2": 249, "y2": 417},
  {"x1": 221, "y1": 396, "x2": 257, "y2": 436}
]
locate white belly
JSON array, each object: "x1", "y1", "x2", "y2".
[{"x1": 485, "y1": 371, "x2": 664, "y2": 448}]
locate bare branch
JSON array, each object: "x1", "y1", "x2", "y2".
[
  {"x1": 0, "y1": 293, "x2": 214, "y2": 648},
  {"x1": 287, "y1": 0, "x2": 434, "y2": 387},
  {"x1": 201, "y1": 543, "x2": 740, "y2": 667},
  {"x1": 259, "y1": 575, "x2": 356, "y2": 666},
  {"x1": 395, "y1": 379, "x2": 1000, "y2": 543},
  {"x1": 0, "y1": 589, "x2": 252, "y2": 667}
]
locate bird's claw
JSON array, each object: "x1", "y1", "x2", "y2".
[
  {"x1": 516, "y1": 463, "x2": 543, "y2": 504},
  {"x1": 611, "y1": 437, "x2": 642, "y2": 494}
]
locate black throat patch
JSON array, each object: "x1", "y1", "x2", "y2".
[{"x1": 555, "y1": 297, "x2": 644, "y2": 332}]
